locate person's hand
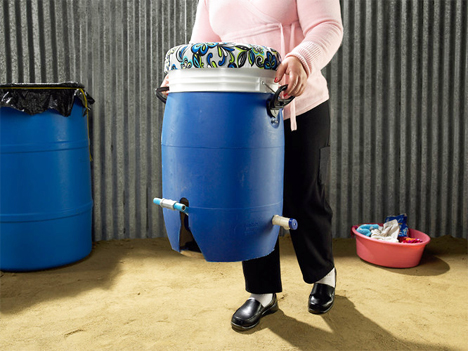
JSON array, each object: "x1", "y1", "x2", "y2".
[
  {"x1": 160, "y1": 74, "x2": 170, "y2": 97},
  {"x1": 274, "y1": 56, "x2": 308, "y2": 98}
]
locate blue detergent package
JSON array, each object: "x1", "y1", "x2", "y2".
[{"x1": 385, "y1": 213, "x2": 408, "y2": 237}]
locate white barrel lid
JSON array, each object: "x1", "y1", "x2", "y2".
[{"x1": 165, "y1": 42, "x2": 282, "y2": 93}]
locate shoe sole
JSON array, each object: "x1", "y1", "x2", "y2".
[
  {"x1": 308, "y1": 299, "x2": 334, "y2": 315},
  {"x1": 231, "y1": 301, "x2": 279, "y2": 331}
]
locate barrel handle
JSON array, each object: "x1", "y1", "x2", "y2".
[
  {"x1": 155, "y1": 87, "x2": 169, "y2": 104},
  {"x1": 267, "y1": 85, "x2": 295, "y2": 122}
]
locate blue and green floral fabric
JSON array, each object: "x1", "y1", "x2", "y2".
[{"x1": 164, "y1": 42, "x2": 281, "y2": 73}]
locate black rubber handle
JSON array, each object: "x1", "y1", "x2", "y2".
[
  {"x1": 155, "y1": 86, "x2": 169, "y2": 103},
  {"x1": 267, "y1": 85, "x2": 295, "y2": 119}
]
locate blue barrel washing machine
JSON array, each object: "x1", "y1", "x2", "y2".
[{"x1": 155, "y1": 43, "x2": 296, "y2": 262}]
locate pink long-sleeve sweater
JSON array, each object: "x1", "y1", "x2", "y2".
[{"x1": 190, "y1": 0, "x2": 343, "y2": 130}]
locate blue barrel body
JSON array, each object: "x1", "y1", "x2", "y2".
[
  {"x1": 162, "y1": 91, "x2": 284, "y2": 262},
  {"x1": 0, "y1": 102, "x2": 93, "y2": 271}
]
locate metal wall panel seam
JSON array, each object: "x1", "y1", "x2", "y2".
[
  {"x1": 374, "y1": 0, "x2": 385, "y2": 222},
  {"x1": 354, "y1": 0, "x2": 365, "y2": 227},
  {"x1": 72, "y1": 0, "x2": 80, "y2": 84},
  {"x1": 56, "y1": 0, "x2": 69, "y2": 80},
  {"x1": 134, "y1": 0, "x2": 143, "y2": 239},
  {"x1": 461, "y1": 0, "x2": 468, "y2": 238},
  {"x1": 138, "y1": 0, "x2": 149, "y2": 239},
  {"x1": 327, "y1": 20, "x2": 342, "y2": 236},
  {"x1": 449, "y1": 0, "x2": 462, "y2": 238},
  {"x1": 126, "y1": 0, "x2": 138, "y2": 241},
  {"x1": 118, "y1": 0, "x2": 129, "y2": 241},
  {"x1": 0, "y1": 0, "x2": 7, "y2": 81},
  {"x1": 25, "y1": 0, "x2": 35, "y2": 81},
  {"x1": 345, "y1": 0, "x2": 356, "y2": 234},
  {"x1": 388, "y1": 0, "x2": 401, "y2": 217},
  {"x1": 399, "y1": 0, "x2": 410, "y2": 224},
  {"x1": 438, "y1": 1, "x2": 452, "y2": 236},
  {"x1": 85, "y1": 0, "x2": 103, "y2": 240},
  {"x1": 97, "y1": 0, "x2": 111, "y2": 240},
  {"x1": 4, "y1": 0, "x2": 15, "y2": 81},
  {"x1": 149, "y1": 0, "x2": 164, "y2": 238},
  {"x1": 361, "y1": 0, "x2": 374, "y2": 228},
  {"x1": 332, "y1": 0, "x2": 348, "y2": 237},
  {"x1": 49, "y1": 0, "x2": 59, "y2": 81},
  {"x1": 37, "y1": 0, "x2": 47, "y2": 81},
  {"x1": 429, "y1": 1, "x2": 442, "y2": 236},
  {"x1": 13, "y1": 0, "x2": 24, "y2": 81},
  {"x1": 144, "y1": 0, "x2": 153, "y2": 238},
  {"x1": 65, "y1": 0, "x2": 75, "y2": 81},
  {"x1": 417, "y1": 1, "x2": 429, "y2": 232},
  {"x1": 107, "y1": 0, "x2": 124, "y2": 240},
  {"x1": 408, "y1": 0, "x2": 421, "y2": 235}
]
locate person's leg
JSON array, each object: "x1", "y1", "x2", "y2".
[
  {"x1": 282, "y1": 101, "x2": 336, "y2": 314},
  {"x1": 283, "y1": 101, "x2": 334, "y2": 283},
  {"x1": 240, "y1": 101, "x2": 333, "y2": 294},
  {"x1": 232, "y1": 240, "x2": 281, "y2": 331},
  {"x1": 232, "y1": 110, "x2": 290, "y2": 330},
  {"x1": 241, "y1": 239, "x2": 282, "y2": 294},
  {"x1": 233, "y1": 101, "x2": 335, "y2": 330}
]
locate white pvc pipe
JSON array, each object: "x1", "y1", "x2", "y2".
[
  {"x1": 153, "y1": 198, "x2": 187, "y2": 213},
  {"x1": 272, "y1": 215, "x2": 298, "y2": 230}
]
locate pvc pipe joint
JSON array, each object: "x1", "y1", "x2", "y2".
[
  {"x1": 272, "y1": 215, "x2": 298, "y2": 230},
  {"x1": 153, "y1": 198, "x2": 187, "y2": 213}
]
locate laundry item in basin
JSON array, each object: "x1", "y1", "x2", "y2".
[{"x1": 370, "y1": 220, "x2": 400, "y2": 243}]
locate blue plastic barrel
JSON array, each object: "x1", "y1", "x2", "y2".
[
  {"x1": 0, "y1": 85, "x2": 93, "y2": 271},
  {"x1": 162, "y1": 91, "x2": 284, "y2": 262},
  {"x1": 159, "y1": 43, "x2": 291, "y2": 262}
]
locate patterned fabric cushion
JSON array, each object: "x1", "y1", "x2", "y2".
[{"x1": 165, "y1": 42, "x2": 281, "y2": 73}]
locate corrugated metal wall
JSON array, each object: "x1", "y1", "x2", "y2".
[
  {"x1": 325, "y1": 0, "x2": 468, "y2": 238},
  {"x1": 1, "y1": 0, "x2": 466, "y2": 240}
]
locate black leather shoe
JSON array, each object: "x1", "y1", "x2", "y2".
[
  {"x1": 308, "y1": 271, "x2": 336, "y2": 314},
  {"x1": 231, "y1": 294, "x2": 278, "y2": 331}
]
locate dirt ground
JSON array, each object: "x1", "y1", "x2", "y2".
[{"x1": 1, "y1": 234, "x2": 467, "y2": 351}]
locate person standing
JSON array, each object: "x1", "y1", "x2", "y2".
[{"x1": 187, "y1": 0, "x2": 343, "y2": 330}]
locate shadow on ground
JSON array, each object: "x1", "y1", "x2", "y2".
[
  {"x1": 238, "y1": 295, "x2": 456, "y2": 351},
  {"x1": 0, "y1": 238, "x2": 179, "y2": 315}
]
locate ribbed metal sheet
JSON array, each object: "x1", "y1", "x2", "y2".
[
  {"x1": 325, "y1": 0, "x2": 467, "y2": 238},
  {"x1": 1, "y1": 0, "x2": 466, "y2": 240}
]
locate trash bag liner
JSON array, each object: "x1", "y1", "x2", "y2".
[{"x1": 0, "y1": 82, "x2": 94, "y2": 116}]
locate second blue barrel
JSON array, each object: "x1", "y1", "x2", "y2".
[
  {"x1": 0, "y1": 83, "x2": 94, "y2": 271},
  {"x1": 159, "y1": 43, "x2": 289, "y2": 262}
]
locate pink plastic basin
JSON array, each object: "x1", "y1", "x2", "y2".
[{"x1": 351, "y1": 224, "x2": 431, "y2": 268}]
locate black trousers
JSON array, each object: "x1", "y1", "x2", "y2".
[{"x1": 242, "y1": 101, "x2": 334, "y2": 294}]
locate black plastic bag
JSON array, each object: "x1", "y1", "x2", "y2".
[{"x1": 0, "y1": 82, "x2": 95, "y2": 117}]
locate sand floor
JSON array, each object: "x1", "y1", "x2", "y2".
[{"x1": 1, "y1": 235, "x2": 467, "y2": 351}]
